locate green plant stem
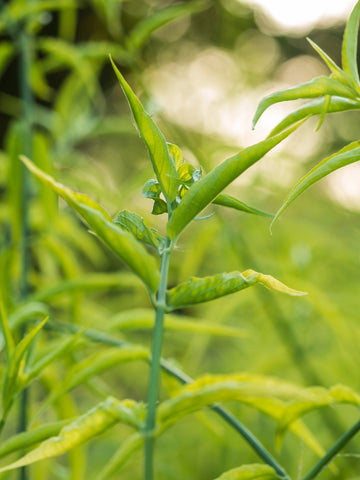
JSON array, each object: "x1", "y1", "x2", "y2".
[
  {"x1": 144, "y1": 236, "x2": 172, "y2": 480},
  {"x1": 46, "y1": 321, "x2": 290, "y2": 480},
  {"x1": 302, "y1": 417, "x2": 360, "y2": 480}
]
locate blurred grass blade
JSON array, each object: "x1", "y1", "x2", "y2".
[
  {"x1": 0, "y1": 42, "x2": 14, "y2": 79},
  {"x1": 0, "y1": 298, "x2": 15, "y2": 362},
  {"x1": 214, "y1": 464, "x2": 282, "y2": 479},
  {"x1": 342, "y1": 0, "x2": 360, "y2": 84},
  {"x1": 0, "y1": 398, "x2": 143, "y2": 472},
  {"x1": 276, "y1": 384, "x2": 360, "y2": 445},
  {"x1": 213, "y1": 194, "x2": 273, "y2": 218},
  {"x1": 127, "y1": 1, "x2": 207, "y2": 52},
  {"x1": 272, "y1": 140, "x2": 360, "y2": 228},
  {"x1": 167, "y1": 269, "x2": 306, "y2": 310},
  {"x1": 252, "y1": 76, "x2": 357, "y2": 128},
  {"x1": 21, "y1": 157, "x2": 160, "y2": 293},
  {"x1": 110, "y1": 57, "x2": 178, "y2": 205},
  {"x1": 109, "y1": 308, "x2": 248, "y2": 338},
  {"x1": 269, "y1": 96, "x2": 360, "y2": 136},
  {"x1": 167, "y1": 122, "x2": 302, "y2": 239},
  {"x1": 115, "y1": 210, "x2": 165, "y2": 253},
  {"x1": 2, "y1": 317, "x2": 48, "y2": 421}
]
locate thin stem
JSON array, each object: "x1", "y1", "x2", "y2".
[
  {"x1": 144, "y1": 237, "x2": 172, "y2": 480},
  {"x1": 46, "y1": 321, "x2": 290, "y2": 479},
  {"x1": 302, "y1": 417, "x2": 360, "y2": 480}
]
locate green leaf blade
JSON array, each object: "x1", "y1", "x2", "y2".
[
  {"x1": 214, "y1": 464, "x2": 282, "y2": 480},
  {"x1": 21, "y1": 157, "x2": 160, "y2": 293},
  {"x1": 167, "y1": 123, "x2": 302, "y2": 239},
  {"x1": 272, "y1": 140, "x2": 360, "y2": 227},
  {"x1": 342, "y1": 0, "x2": 360, "y2": 84},
  {"x1": 110, "y1": 58, "x2": 178, "y2": 205},
  {"x1": 213, "y1": 194, "x2": 273, "y2": 218}
]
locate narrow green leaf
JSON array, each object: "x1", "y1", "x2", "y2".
[
  {"x1": 126, "y1": 1, "x2": 207, "y2": 52},
  {"x1": 269, "y1": 96, "x2": 360, "y2": 136},
  {"x1": 110, "y1": 57, "x2": 178, "y2": 205},
  {"x1": 272, "y1": 140, "x2": 360, "y2": 227},
  {"x1": 21, "y1": 157, "x2": 160, "y2": 293},
  {"x1": 167, "y1": 269, "x2": 306, "y2": 310},
  {"x1": 0, "y1": 42, "x2": 14, "y2": 78},
  {"x1": 213, "y1": 194, "x2": 273, "y2": 218},
  {"x1": 307, "y1": 37, "x2": 355, "y2": 88},
  {"x1": 167, "y1": 122, "x2": 303, "y2": 239},
  {"x1": 109, "y1": 308, "x2": 248, "y2": 338},
  {"x1": 114, "y1": 210, "x2": 165, "y2": 253},
  {"x1": 0, "y1": 298, "x2": 15, "y2": 362},
  {"x1": 252, "y1": 76, "x2": 358, "y2": 128},
  {"x1": 342, "y1": 0, "x2": 360, "y2": 84},
  {"x1": 214, "y1": 464, "x2": 281, "y2": 480},
  {"x1": 276, "y1": 384, "x2": 360, "y2": 444},
  {"x1": 0, "y1": 398, "x2": 143, "y2": 472}
]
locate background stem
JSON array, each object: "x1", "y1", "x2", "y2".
[{"x1": 144, "y1": 237, "x2": 172, "y2": 480}]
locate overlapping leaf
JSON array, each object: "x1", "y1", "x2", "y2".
[
  {"x1": 167, "y1": 269, "x2": 306, "y2": 310},
  {"x1": 0, "y1": 398, "x2": 144, "y2": 472},
  {"x1": 110, "y1": 58, "x2": 178, "y2": 205},
  {"x1": 21, "y1": 157, "x2": 160, "y2": 293},
  {"x1": 167, "y1": 122, "x2": 303, "y2": 239}
]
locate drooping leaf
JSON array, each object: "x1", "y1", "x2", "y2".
[
  {"x1": 167, "y1": 269, "x2": 306, "y2": 310},
  {"x1": 110, "y1": 57, "x2": 178, "y2": 205},
  {"x1": 109, "y1": 308, "x2": 248, "y2": 338},
  {"x1": 252, "y1": 76, "x2": 357, "y2": 128},
  {"x1": 126, "y1": 1, "x2": 207, "y2": 52},
  {"x1": 342, "y1": 0, "x2": 360, "y2": 85},
  {"x1": 269, "y1": 96, "x2": 360, "y2": 136},
  {"x1": 21, "y1": 157, "x2": 160, "y2": 293},
  {"x1": 271, "y1": 140, "x2": 360, "y2": 228},
  {"x1": 0, "y1": 398, "x2": 144, "y2": 472},
  {"x1": 214, "y1": 464, "x2": 282, "y2": 480},
  {"x1": 213, "y1": 194, "x2": 273, "y2": 218},
  {"x1": 114, "y1": 210, "x2": 165, "y2": 253},
  {"x1": 167, "y1": 122, "x2": 303, "y2": 239}
]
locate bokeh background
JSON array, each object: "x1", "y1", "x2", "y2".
[{"x1": 1, "y1": 1, "x2": 360, "y2": 479}]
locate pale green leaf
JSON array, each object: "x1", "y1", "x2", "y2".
[
  {"x1": 272, "y1": 140, "x2": 360, "y2": 227},
  {"x1": 342, "y1": 0, "x2": 360, "y2": 84},
  {"x1": 252, "y1": 76, "x2": 358, "y2": 128},
  {"x1": 214, "y1": 464, "x2": 281, "y2": 480},
  {"x1": 213, "y1": 194, "x2": 273, "y2": 218},
  {"x1": 269, "y1": 96, "x2": 360, "y2": 136},
  {"x1": 168, "y1": 143, "x2": 183, "y2": 169},
  {"x1": 167, "y1": 269, "x2": 306, "y2": 310},
  {"x1": 0, "y1": 398, "x2": 143, "y2": 472},
  {"x1": 126, "y1": 1, "x2": 207, "y2": 52},
  {"x1": 109, "y1": 308, "x2": 248, "y2": 338},
  {"x1": 21, "y1": 157, "x2": 160, "y2": 293},
  {"x1": 167, "y1": 122, "x2": 303, "y2": 239},
  {"x1": 114, "y1": 210, "x2": 165, "y2": 253},
  {"x1": 110, "y1": 57, "x2": 178, "y2": 205}
]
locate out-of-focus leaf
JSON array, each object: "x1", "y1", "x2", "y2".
[
  {"x1": 0, "y1": 42, "x2": 14, "y2": 78},
  {"x1": 252, "y1": 76, "x2": 358, "y2": 128},
  {"x1": 0, "y1": 398, "x2": 144, "y2": 472},
  {"x1": 35, "y1": 345, "x2": 149, "y2": 419},
  {"x1": 21, "y1": 157, "x2": 160, "y2": 293},
  {"x1": 167, "y1": 269, "x2": 306, "y2": 310},
  {"x1": 213, "y1": 194, "x2": 273, "y2": 218},
  {"x1": 110, "y1": 58, "x2": 178, "y2": 205},
  {"x1": 342, "y1": 0, "x2": 360, "y2": 85},
  {"x1": 77, "y1": 42, "x2": 129, "y2": 62},
  {"x1": 2, "y1": 317, "x2": 48, "y2": 421},
  {"x1": 0, "y1": 420, "x2": 69, "y2": 459},
  {"x1": 109, "y1": 308, "x2": 248, "y2": 338},
  {"x1": 30, "y1": 272, "x2": 142, "y2": 302},
  {"x1": 271, "y1": 140, "x2": 360, "y2": 228},
  {"x1": 114, "y1": 210, "x2": 165, "y2": 253},
  {"x1": 214, "y1": 464, "x2": 281, "y2": 480},
  {"x1": 0, "y1": 299, "x2": 14, "y2": 362},
  {"x1": 269, "y1": 96, "x2": 360, "y2": 136},
  {"x1": 276, "y1": 384, "x2": 360, "y2": 444},
  {"x1": 97, "y1": 433, "x2": 143, "y2": 480},
  {"x1": 167, "y1": 122, "x2": 303, "y2": 239},
  {"x1": 126, "y1": 1, "x2": 207, "y2": 52}
]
